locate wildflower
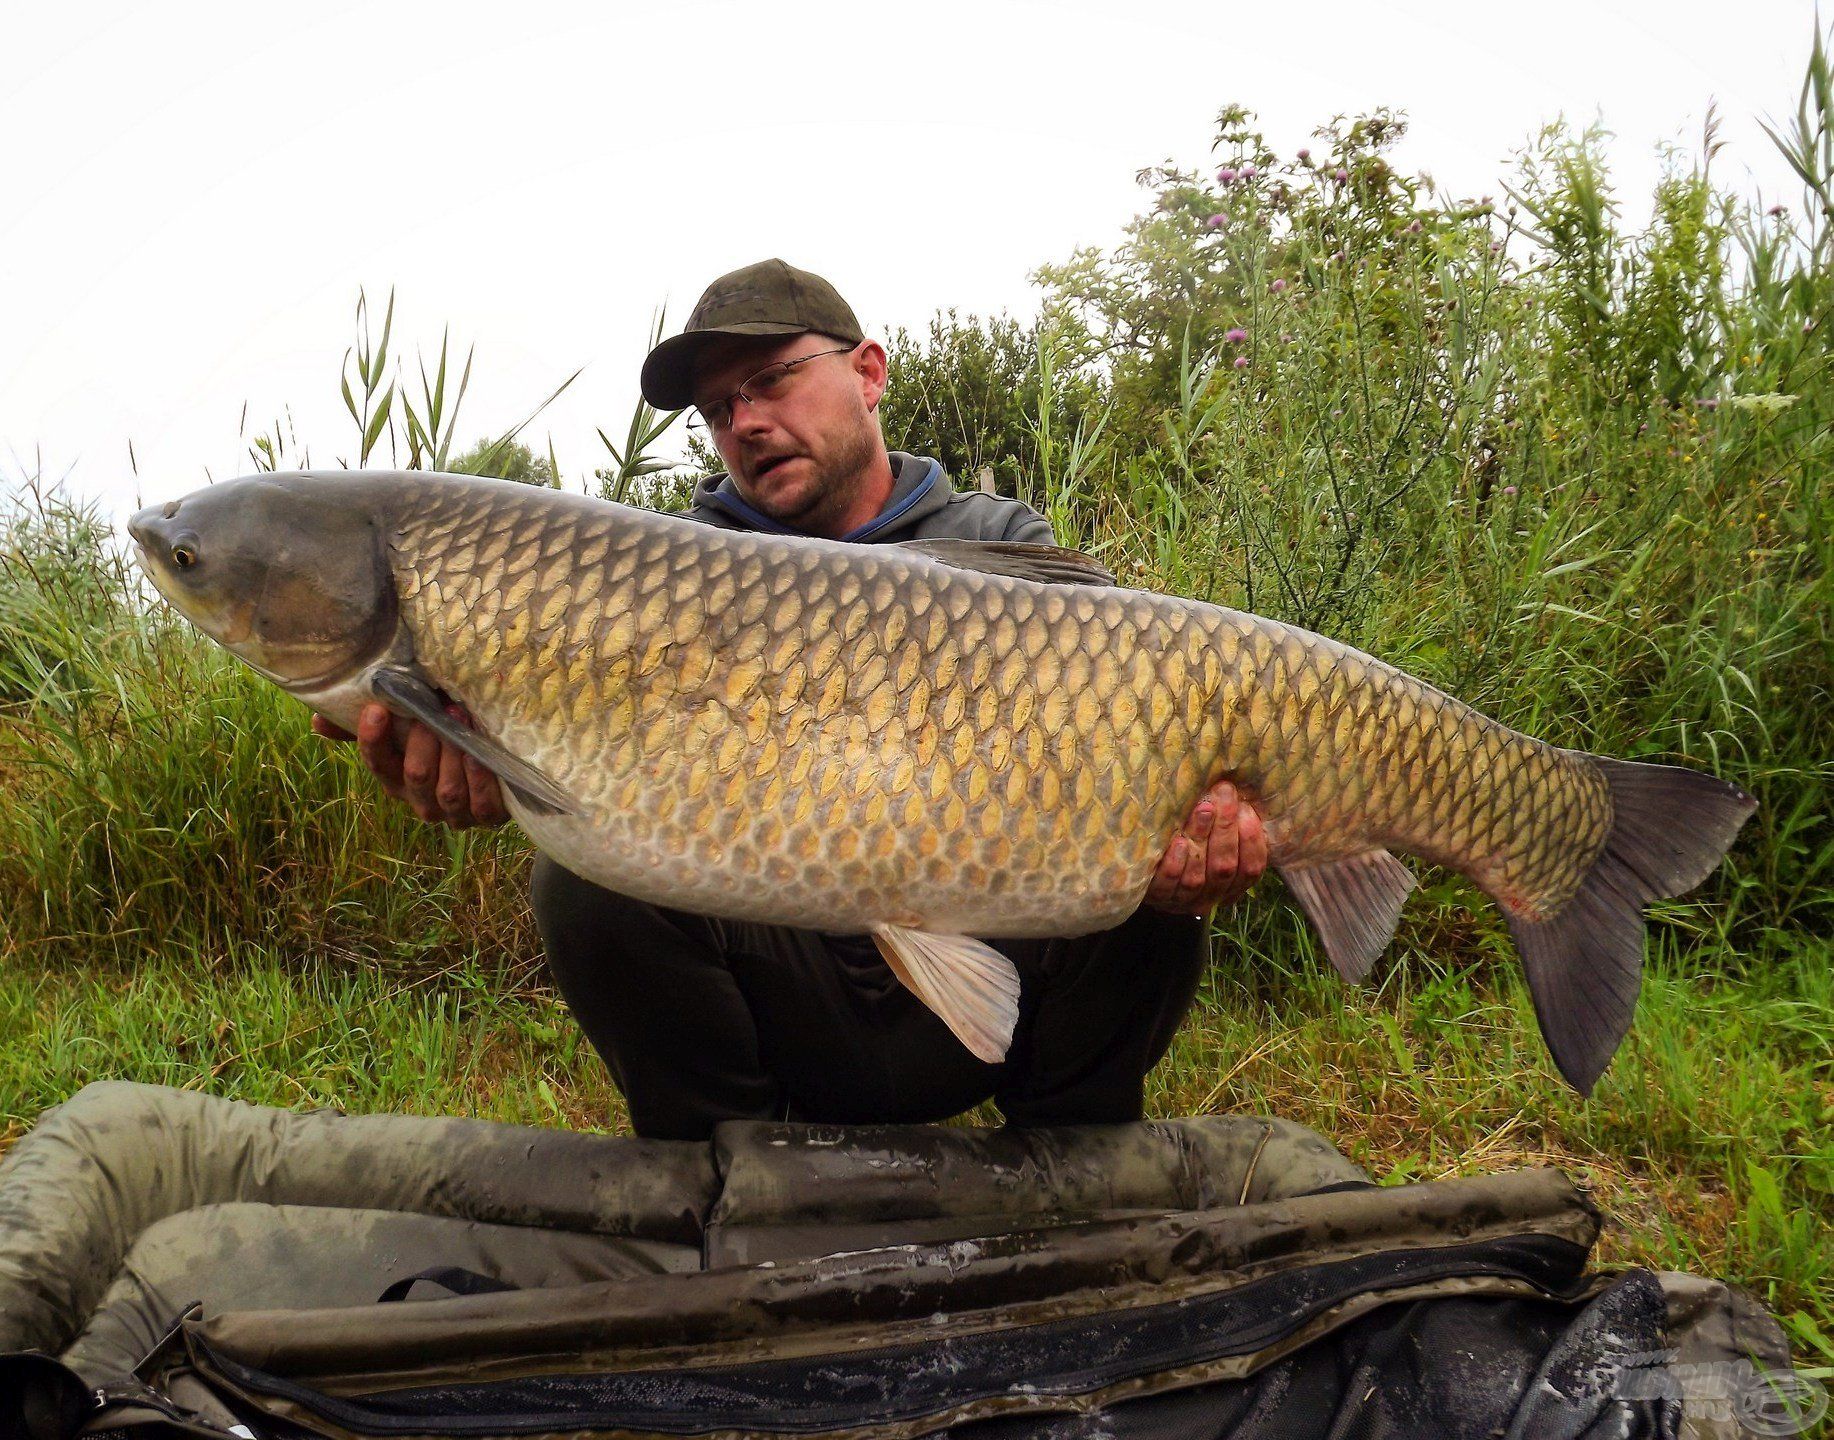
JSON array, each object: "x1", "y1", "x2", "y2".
[
  {"x1": 1406, "y1": 219, "x2": 1423, "y2": 233},
  {"x1": 1206, "y1": 213, "x2": 1228, "y2": 228},
  {"x1": 1217, "y1": 167, "x2": 1238, "y2": 184},
  {"x1": 1768, "y1": 204, "x2": 1787, "y2": 217},
  {"x1": 1331, "y1": 249, "x2": 1346, "y2": 262},
  {"x1": 1280, "y1": 332, "x2": 1294, "y2": 343},
  {"x1": 1489, "y1": 241, "x2": 1502, "y2": 254},
  {"x1": 1233, "y1": 355, "x2": 1250, "y2": 369},
  {"x1": 1242, "y1": 163, "x2": 1258, "y2": 178},
  {"x1": 1503, "y1": 485, "x2": 1518, "y2": 496},
  {"x1": 1334, "y1": 167, "x2": 1350, "y2": 183},
  {"x1": 1296, "y1": 147, "x2": 1311, "y2": 161},
  {"x1": 1225, "y1": 327, "x2": 1249, "y2": 343},
  {"x1": 1695, "y1": 397, "x2": 1720, "y2": 412},
  {"x1": 1270, "y1": 278, "x2": 1287, "y2": 292}
]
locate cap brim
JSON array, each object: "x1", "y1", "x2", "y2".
[{"x1": 639, "y1": 323, "x2": 811, "y2": 409}]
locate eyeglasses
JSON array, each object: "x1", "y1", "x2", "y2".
[{"x1": 686, "y1": 345, "x2": 858, "y2": 432}]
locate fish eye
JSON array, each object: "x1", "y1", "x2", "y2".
[{"x1": 171, "y1": 536, "x2": 200, "y2": 569}]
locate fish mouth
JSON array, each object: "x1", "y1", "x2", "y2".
[{"x1": 126, "y1": 500, "x2": 184, "y2": 552}]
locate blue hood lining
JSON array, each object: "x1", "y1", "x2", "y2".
[{"x1": 700, "y1": 458, "x2": 943, "y2": 542}]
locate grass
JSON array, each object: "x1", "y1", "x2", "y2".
[
  {"x1": 4, "y1": 24, "x2": 1833, "y2": 1380},
  {"x1": 0, "y1": 949, "x2": 627, "y2": 1140},
  {"x1": 2, "y1": 920, "x2": 1825, "y2": 1360}
]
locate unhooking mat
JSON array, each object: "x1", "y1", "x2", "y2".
[{"x1": 0, "y1": 1082, "x2": 1807, "y2": 1440}]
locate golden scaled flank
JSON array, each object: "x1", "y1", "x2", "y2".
[{"x1": 392, "y1": 488, "x2": 1612, "y2": 927}]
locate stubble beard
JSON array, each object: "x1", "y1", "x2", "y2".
[{"x1": 750, "y1": 417, "x2": 879, "y2": 535}]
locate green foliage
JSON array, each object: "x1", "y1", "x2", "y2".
[
  {"x1": 879, "y1": 310, "x2": 1106, "y2": 504},
  {"x1": 593, "y1": 308, "x2": 692, "y2": 506},
  {"x1": 274, "y1": 286, "x2": 578, "y2": 478},
  {"x1": 449, "y1": 436, "x2": 558, "y2": 486}
]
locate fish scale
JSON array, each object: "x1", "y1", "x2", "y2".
[
  {"x1": 389, "y1": 481, "x2": 1604, "y2": 935},
  {"x1": 130, "y1": 470, "x2": 1756, "y2": 1091}
]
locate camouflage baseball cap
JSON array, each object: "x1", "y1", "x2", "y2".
[{"x1": 640, "y1": 259, "x2": 865, "y2": 409}]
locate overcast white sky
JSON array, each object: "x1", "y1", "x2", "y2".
[{"x1": 1, "y1": 1, "x2": 1821, "y2": 519}]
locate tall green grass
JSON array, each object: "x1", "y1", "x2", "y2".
[{"x1": 2, "y1": 27, "x2": 1831, "y2": 1364}]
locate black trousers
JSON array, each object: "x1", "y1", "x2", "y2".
[{"x1": 531, "y1": 856, "x2": 1211, "y2": 1141}]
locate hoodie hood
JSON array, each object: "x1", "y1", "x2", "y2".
[{"x1": 688, "y1": 452, "x2": 952, "y2": 543}]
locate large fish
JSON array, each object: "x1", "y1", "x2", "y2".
[{"x1": 128, "y1": 471, "x2": 1755, "y2": 1092}]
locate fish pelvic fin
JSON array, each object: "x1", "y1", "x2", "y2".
[
  {"x1": 1278, "y1": 849, "x2": 1416, "y2": 983},
  {"x1": 369, "y1": 665, "x2": 578, "y2": 818},
  {"x1": 1506, "y1": 756, "x2": 1756, "y2": 1097},
  {"x1": 870, "y1": 925, "x2": 1021, "y2": 1064}
]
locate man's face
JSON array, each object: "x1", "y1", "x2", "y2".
[{"x1": 690, "y1": 332, "x2": 887, "y2": 532}]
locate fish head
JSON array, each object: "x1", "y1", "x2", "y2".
[{"x1": 128, "y1": 472, "x2": 397, "y2": 690}]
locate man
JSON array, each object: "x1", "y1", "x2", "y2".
[{"x1": 315, "y1": 260, "x2": 1268, "y2": 1140}]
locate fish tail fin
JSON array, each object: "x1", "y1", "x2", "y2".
[{"x1": 1506, "y1": 756, "x2": 1756, "y2": 1096}]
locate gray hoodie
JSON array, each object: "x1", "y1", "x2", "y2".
[{"x1": 685, "y1": 453, "x2": 1056, "y2": 546}]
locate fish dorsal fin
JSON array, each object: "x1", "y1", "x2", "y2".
[
  {"x1": 369, "y1": 665, "x2": 578, "y2": 818},
  {"x1": 870, "y1": 925, "x2": 1022, "y2": 1063},
  {"x1": 896, "y1": 539, "x2": 1116, "y2": 587},
  {"x1": 1278, "y1": 849, "x2": 1416, "y2": 982}
]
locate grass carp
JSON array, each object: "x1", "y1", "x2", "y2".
[{"x1": 128, "y1": 470, "x2": 1756, "y2": 1092}]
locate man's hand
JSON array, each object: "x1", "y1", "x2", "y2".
[
  {"x1": 1142, "y1": 780, "x2": 1268, "y2": 916},
  {"x1": 312, "y1": 703, "x2": 508, "y2": 830}
]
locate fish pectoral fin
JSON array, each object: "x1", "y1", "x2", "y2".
[
  {"x1": 870, "y1": 925, "x2": 1021, "y2": 1064},
  {"x1": 368, "y1": 666, "x2": 578, "y2": 818},
  {"x1": 1278, "y1": 850, "x2": 1416, "y2": 983},
  {"x1": 896, "y1": 538, "x2": 1116, "y2": 587}
]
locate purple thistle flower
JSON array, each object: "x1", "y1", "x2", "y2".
[
  {"x1": 1489, "y1": 241, "x2": 1503, "y2": 254},
  {"x1": 1768, "y1": 204, "x2": 1787, "y2": 217},
  {"x1": 1406, "y1": 219, "x2": 1423, "y2": 233},
  {"x1": 1502, "y1": 485, "x2": 1518, "y2": 496},
  {"x1": 1334, "y1": 167, "x2": 1350, "y2": 183},
  {"x1": 1296, "y1": 147, "x2": 1311, "y2": 161},
  {"x1": 1225, "y1": 327, "x2": 1249, "y2": 343},
  {"x1": 1233, "y1": 355, "x2": 1250, "y2": 369},
  {"x1": 1217, "y1": 167, "x2": 1238, "y2": 184},
  {"x1": 1270, "y1": 278, "x2": 1287, "y2": 292},
  {"x1": 1331, "y1": 249, "x2": 1346, "y2": 262},
  {"x1": 1206, "y1": 213, "x2": 1228, "y2": 228},
  {"x1": 1241, "y1": 163, "x2": 1258, "y2": 178}
]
